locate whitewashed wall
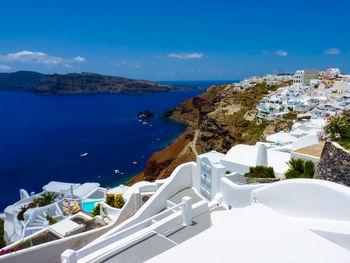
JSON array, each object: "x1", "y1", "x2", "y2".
[
  {"x1": 0, "y1": 192, "x2": 141, "y2": 263},
  {"x1": 220, "y1": 177, "x2": 264, "y2": 208},
  {"x1": 78, "y1": 162, "x2": 195, "y2": 256},
  {"x1": 251, "y1": 179, "x2": 350, "y2": 220}
]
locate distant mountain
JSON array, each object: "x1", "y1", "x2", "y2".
[{"x1": 0, "y1": 71, "x2": 191, "y2": 94}]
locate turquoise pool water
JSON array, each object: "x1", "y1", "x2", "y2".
[{"x1": 83, "y1": 200, "x2": 103, "y2": 212}]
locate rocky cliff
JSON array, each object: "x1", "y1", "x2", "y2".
[
  {"x1": 314, "y1": 141, "x2": 350, "y2": 186},
  {"x1": 127, "y1": 81, "x2": 295, "y2": 185},
  {"x1": 0, "y1": 71, "x2": 189, "y2": 94}
]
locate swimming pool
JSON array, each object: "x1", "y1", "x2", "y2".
[{"x1": 82, "y1": 200, "x2": 103, "y2": 212}]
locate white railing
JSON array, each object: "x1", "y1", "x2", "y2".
[{"x1": 62, "y1": 196, "x2": 193, "y2": 263}]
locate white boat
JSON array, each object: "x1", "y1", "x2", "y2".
[
  {"x1": 132, "y1": 161, "x2": 138, "y2": 166},
  {"x1": 80, "y1": 153, "x2": 88, "y2": 157},
  {"x1": 114, "y1": 169, "x2": 120, "y2": 174}
]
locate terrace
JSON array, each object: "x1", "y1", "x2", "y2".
[
  {"x1": 101, "y1": 206, "x2": 225, "y2": 263},
  {"x1": 60, "y1": 174, "x2": 230, "y2": 263}
]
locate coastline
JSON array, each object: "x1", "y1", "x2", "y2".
[{"x1": 127, "y1": 80, "x2": 295, "y2": 185}]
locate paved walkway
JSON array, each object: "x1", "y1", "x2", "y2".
[{"x1": 168, "y1": 187, "x2": 203, "y2": 205}]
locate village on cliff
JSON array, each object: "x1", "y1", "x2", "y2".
[{"x1": 1, "y1": 67, "x2": 350, "y2": 263}]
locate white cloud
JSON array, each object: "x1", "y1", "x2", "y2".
[
  {"x1": 324, "y1": 48, "x2": 341, "y2": 55},
  {"x1": 275, "y1": 50, "x2": 288, "y2": 56},
  {"x1": 261, "y1": 50, "x2": 269, "y2": 55},
  {"x1": 168, "y1": 52, "x2": 203, "y2": 59},
  {"x1": 0, "y1": 50, "x2": 86, "y2": 67},
  {"x1": 130, "y1": 62, "x2": 142, "y2": 69},
  {"x1": 72, "y1": 56, "x2": 86, "y2": 62},
  {"x1": 111, "y1": 60, "x2": 142, "y2": 69},
  {"x1": 0, "y1": 64, "x2": 11, "y2": 71}
]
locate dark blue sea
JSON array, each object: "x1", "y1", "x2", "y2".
[{"x1": 0, "y1": 80, "x2": 237, "y2": 210}]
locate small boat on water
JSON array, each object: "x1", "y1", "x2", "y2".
[
  {"x1": 114, "y1": 169, "x2": 120, "y2": 174},
  {"x1": 132, "y1": 161, "x2": 138, "y2": 166},
  {"x1": 80, "y1": 153, "x2": 88, "y2": 157}
]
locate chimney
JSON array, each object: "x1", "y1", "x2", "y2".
[{"x1": 256, "y1": 144, "x2": 268, "y2": 166}]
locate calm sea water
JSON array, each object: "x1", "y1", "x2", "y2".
[{"x1": 0, "y1": 80, "x2": 237, "y2": 210}]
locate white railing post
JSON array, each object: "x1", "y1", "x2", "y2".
[
  {"x1": 61, "y1": 249, "x2": 77, "y2": 263},
  {"x1": 181, "y1": 196, "x2": 192, "y2": 226}
]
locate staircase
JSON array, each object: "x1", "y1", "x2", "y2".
[{"x1": 23, "y1": 204, "x2": 64, "y2": 237}]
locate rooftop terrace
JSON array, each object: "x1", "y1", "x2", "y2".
[{"x1": 294, "y1": 142, "x2": 325, "y2": 157}]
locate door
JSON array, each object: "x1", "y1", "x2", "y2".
[{"x1": 200, "y1": 158, "x2": 212, "y2": 200}]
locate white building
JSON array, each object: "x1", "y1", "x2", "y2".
[
  {"x1": 293, "y1": 69, "x2": 319, "y2": 85},
  {"x1": 55, "y1": 142, "x2": 350, "y2": 263},
  {"x1": 1, "y1": 132, "x2": 349, "y2": 263},
  {"x1": 266, "y1": 73, "x2": 293, "y2": 83},
  {"x1": 2, "y1": 182, "x2": 107, "y2": 244},
  {"x1": 323, "y1": 68, "x2": 341, "y2": 80}
]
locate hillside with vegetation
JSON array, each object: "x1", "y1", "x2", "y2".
[
  {"x1": 127, "y1": 80, "x2": 295, "y2": 184},
  {"x1": 0, "y1": 71, "x2": 190, "y2": 94}
]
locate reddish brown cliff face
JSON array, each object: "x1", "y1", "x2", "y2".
[{"x1": 127, "y1": 81, "x2": 295, "y2": 186}]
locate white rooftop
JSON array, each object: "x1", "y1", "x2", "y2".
[
  {"x1": 43, "y1": 181, "x2": 80, "y2": 193},
  {"x1": 49, "y1": 218, "x2": 83, "y2": 238},
  {"x1": 222, "y1": 144, "x2": 290, "y2": 175},
  {"x1": 73, "y1": 183, "x2": 100, "y2": 199},
  {"x1": 198, "y1": 150, "x2": 225, "y2": 164},
  {"x1": 266, "y1": 131, "x2": 297, "y2": 143},
  {"x1": 147, "y1": 205, "x2": 350, "y2": 263}
]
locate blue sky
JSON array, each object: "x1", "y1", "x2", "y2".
[{"x1": 0, "y1": 0, "x2": 349, "y2": 80}]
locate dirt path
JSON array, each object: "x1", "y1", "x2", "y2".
[{"x1": 191, "y1": 129, "x2": 199, "y2": 156}]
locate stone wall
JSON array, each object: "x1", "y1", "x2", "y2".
[
  {"x1": 314, "y1": 141, "x2": 350, "y2": 186},
  {"x1": 246, "y1": 178, "x2": 281, "y2": 184}
]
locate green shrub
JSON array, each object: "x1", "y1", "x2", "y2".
[
  {"x1": 105, "y1": 194, "x2": 125, "y2": 209},
  {"x1": 284, "y1": 169, "x2": 299, "y2": 179},
  {"x1": 304, "y1": 160, "x2": 315, "y2": 178},
  {"x1": 288, "y1": 158, "x2": 304, "y2": 174},
  {"x1": 114, "y1": 194, "x2": 125, "y2": 209},
  {"x1": 91, "y1": 203, "x2": 101, "y2": 217},
  {"x1": 46, "y1": 215, "x2": 57, "y2": 225},
  {"x1": 285, "y1": 158, "x2": 315, "y2": 179},
  {"x1": 105, "y1": 194, "x2": 115, "y2": 207},
  {"x1": 225, "y1": 170, "x2": 231, "y2": 174},
  {"x1": 244, "y1": 166, "x2": 275, "y2": 178},
  {"x1": 38, "y1": 192, "x2": 59, "y2": 207}
]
